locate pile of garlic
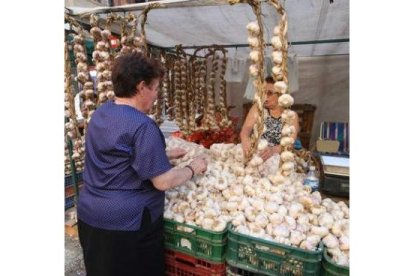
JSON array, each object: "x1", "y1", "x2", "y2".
[{"x1": 164, "y1": 137, "x2": 349, "y2": 266}]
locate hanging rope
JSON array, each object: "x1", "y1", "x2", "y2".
[{"x1": 139, "y1": 3, "x2": 163, "y2": 56}]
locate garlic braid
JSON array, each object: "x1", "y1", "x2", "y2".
[
  {"x1": 204, "y1": 53, "x2": 219, "y2": 130},
  {"x1": 65, "y1": 42, "x2": 85, "y2": 172},
  {"x1": 217, "y1": 53, "x2": 231, "y2": 128},
  {"x1": 245, "y1": 1, "x2": 266, "y2": 164},
  {"x1": 193, "y1": 58, "x2": 201, "y2": 117},
  {"x1": 160, "y1": 53, "x2": 170, "y2": 123},
  {"x1": 166, "y1": 54, "x2": 175, "y2": 120},
  {"x1": 198, "y1": 58, "x2": 207, "y2": 121},
  {"x1": 173, "y1": 57, "x2": 183, "y2": 129},
  {"x1": 270, "y1": 0, "x2": 295, "y2": 177},
  {"x1": 67, "y1": 15, "x2": 96, "y2": 134},
  {"x1": 179, "y1": 56, "x2": 190, "y2": 135},
  {"x1": 187, "y1": 58, "x2": 197, "y2": 133},
  {"x1": 90, "y1": 14, "x2": 111, "y2": 106}
]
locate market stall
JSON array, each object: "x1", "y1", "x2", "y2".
[{"x1": 64, "y1": 0, "x2": 349, "y2": 275}]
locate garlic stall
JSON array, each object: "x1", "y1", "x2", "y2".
[{"x1": 65, "y1": 0, "x2": 350, "y2": 274}]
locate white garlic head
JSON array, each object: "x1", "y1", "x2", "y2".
[{"x1": 278, "y1": 94, "x2": 294, "y2": 108}]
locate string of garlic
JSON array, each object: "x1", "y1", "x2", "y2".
[
  {"x1": 205, "y1": 53, "x2": 219, "y2": 130},
  {"x1": 217, "y1": 53, "x2": 232, "y2": 128},
  {"x1": 245, "y1": 2, "x2": 266, "y2": 165},
  {"x1": 64, "y1": 143, "x2": 72, "y2": 175},
  {"x1": 151, "y1": 52, "x2": 166, "y2": 126},
  {"x1": 166, "y1": 54, "x2": 175, "y2": 121},
  {"x1": 187, "y1": 58, "x2": 197, "y2": 133},
  {"x1": 159, "y1": 53, "x2": 170, "y2": 125},
  {"x1": 198, "y1": 58, "x2": 208, "y2": 129},
  {"x1": 65, "y1": 40, "x2": 85, "y2": 172},
  {"x1": 65, "y1": 14, "x2": 97, "y2": 143},
  {"x1": 193, "y1": 59, "x2": 201, "y2": 116},
  {"x1": 269, "y1": 0, "x2": 295, "y2": 177},
  {"x1": 179, "y1": 55, "x2": 190, "y2": 135},
  {"x1": 173, "y1": 57, "x2": 184, "y2": 129},
  {"x1": 90, "y1": 14, "x2": 113, "y2": 106},
  {"x1": 139, "y1": 3, "x2": 162, "y2": 56}
]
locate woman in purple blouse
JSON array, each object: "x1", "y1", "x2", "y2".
[{"x1": 77, "y1": 52, "x2": 208, "y2": 276}]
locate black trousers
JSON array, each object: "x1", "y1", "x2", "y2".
[{"x1": 77, "y1": 208, "x2": 165, "y2": 276}]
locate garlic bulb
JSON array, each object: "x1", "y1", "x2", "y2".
[
  {"x1": 249, "y1": 64, "x2": 259, "y2": 77},
  {"x1": 272, "y1": 66, "x2": 282, "y2": 76},
  {"x1": 272, "y1": 51, "x2": 283, "y2": 64},
  {"x1": 278, "y1": 94, "x2": 294, "y2": 107},
  {"x1": 247, "y1": 37, "x2": 260, "y2": 48},
  {"x1": 323, "y1": 234, "x2": 339, "y2": 249},
  {"x1": 280, "y1": 137, "x2": 294, "y2": 147},
  {"x1": 281, "y1": 125, "x2": 296, "y2": 137},
  {"x1": 271, "y1": 36, "x2": 283, "y2": 50},
  {"x1": 257, "y1": 139, "x2": 269, "y2": 151},
  {"x1": 339, "y1": 235, "x2": 349, "y2": 250},
  {"x1": 274, "y1": 81, "x2": 288, "y2": 94},
  {"x1": 318, "y1": 213, "x2": 334, "y2": 229},
  {"x1": 311, "y1": 226, "x2": 329, "y2": 238},
  {"x1": 249, "y1": 50, "x2": 260, "y2": 62},
  {"x1": 290, "y1": 230, "x2": 306, "y2": 246},
  {"x1": 280, "y1": 151, "x2": 294, "y2": 162},
  {"x1": 300, "y1": 235, "x2": 321, "y2": 251},
  {"x1": 289, "y1": 203, "x2": 304, "y2": 219},
  {"x1": 246, "y1": 21, "x2": 260, "y2": 35},
  {"x1": 273, "y1": 224, "x2": 289, "y2": 238},
  {"x1": 281, "y1": 161, "x2": 295, "y2": 171},
  {"x1": 273, "y1": 26, "x2": 280, "y2": 35}
]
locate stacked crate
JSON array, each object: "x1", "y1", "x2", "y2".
[
  {"x1": 64, "y1": 172, "x2": 83, "y2": 210},
  {"x1": 226, "y1": 224, "x2": 323, "y2": 276},
  {"x1": 164, "y1": 219, "x2": 227, "y2": 275}
]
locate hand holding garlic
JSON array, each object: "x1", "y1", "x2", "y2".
[
  {"x1": 189, "y1": 154, "x2": 208, "y2": 176},
  {"x1": 167, "y1": 148, "x2": 187, "y2": 160}
]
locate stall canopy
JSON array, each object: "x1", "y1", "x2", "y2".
[
  {"x1": 66, "y1": 0, "x2": 349, "y2": 58},
  {"x1": 65, "y1": 0, "x2": 349, "y2": 147}
]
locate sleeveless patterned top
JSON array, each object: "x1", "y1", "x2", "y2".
[{"x1": 262, "y1": 109, "x2": 283, "y2": 146}]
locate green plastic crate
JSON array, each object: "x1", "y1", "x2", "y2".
[
  {"x1": 226, "y1": 224, "x2": 323, "y2": 276},
  {"x1": 321, "y1": 248, "x2": 349, "y2": 276},
  {"x1": 163, "y1": 218, "x2": 227, "y2": 263}
]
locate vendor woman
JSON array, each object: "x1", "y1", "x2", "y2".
[
  {"x1": 240, "y1": 76, "x2": 299, "y2": 161},
  {"x1": 76, "y1": 52, "x2": 208, "y2": 276}
]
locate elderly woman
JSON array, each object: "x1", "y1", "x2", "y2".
[
  {"x1": 77, "y1": 52, "x2": 208, "y2": 276},
  {"x1": 240, "y1": 76, "x2": 299, "y2": 161}
]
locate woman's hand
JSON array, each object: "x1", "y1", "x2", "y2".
[
  {"x1": 259, "y1": 145, "x2": 281, "y2": 161},
  {"x1": 189, "y1": 154, "x2": 208, "y2": 175},
  {"x1": 166, "y1": 148, "x2": 187, "y2": 160}
]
